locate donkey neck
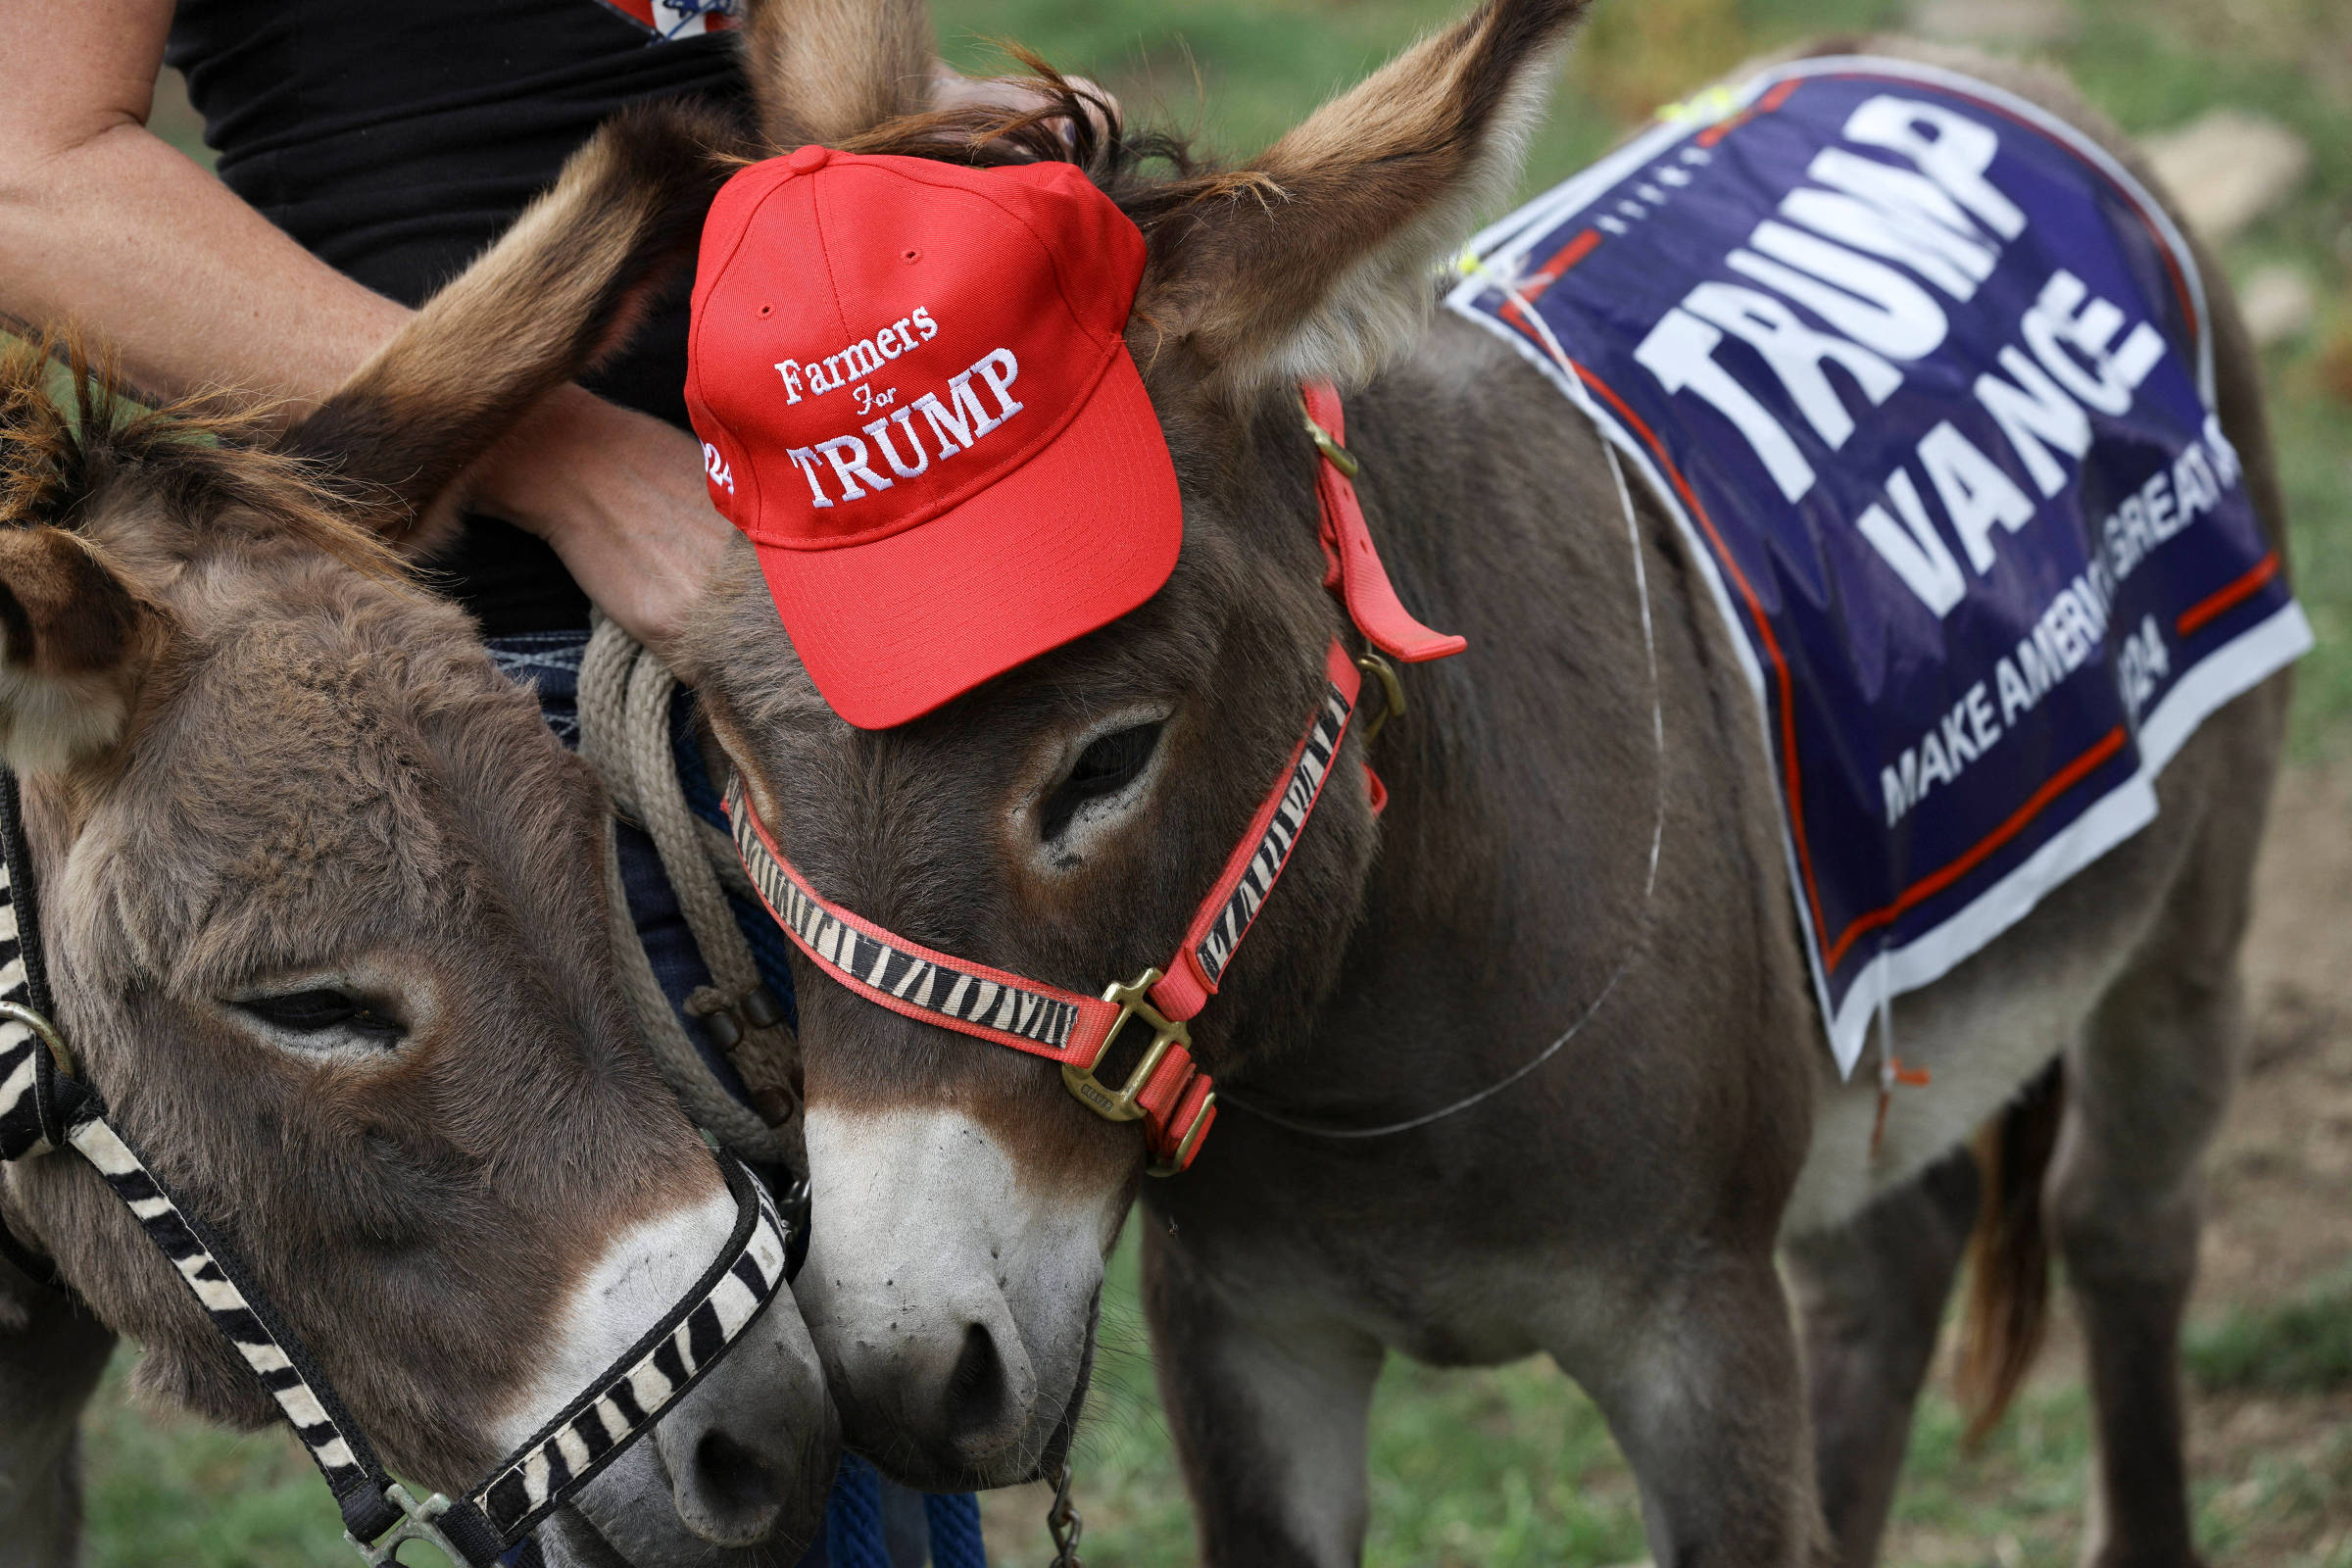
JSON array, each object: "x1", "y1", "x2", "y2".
[{"x1": 1244, "y1": 318, "x2": 1719, "y2": 1117}]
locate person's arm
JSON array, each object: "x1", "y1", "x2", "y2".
[{"x1": 0, "y1": 0, "x2": 728, "y2": 644}]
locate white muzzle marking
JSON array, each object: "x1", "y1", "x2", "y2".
[
  {"x1": 493, "y1": 1182, "x2": 741, "y2": 1454},
  {"x1": 797, "y1": 1104, "x2": 1121, "y2": 1468}
]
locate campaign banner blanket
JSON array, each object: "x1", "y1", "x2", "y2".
[{"x1": 1445, "y1": 57, "x2": 2311, "y2": 1076}]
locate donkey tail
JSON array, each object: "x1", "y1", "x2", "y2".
[{"x1": 1952, "y1": 1058, "x2": 2066, "y2": 1446}]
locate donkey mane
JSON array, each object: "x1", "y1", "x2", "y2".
[
  {"x1": 0, "y1": 334, "x2": 408, "y2": 584},
  {"x1": 833, "y1": 54, "x2": 1220, "y2": 196},
  {"x1": 828, "y1": 62, "x2": 1295, "y2": 348}
]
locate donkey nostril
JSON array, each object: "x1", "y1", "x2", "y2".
[
  {"x1": 940, "y1": 1321, "x2": 1008, "y2": 1443},
  {"x1": 697, "y1": 1429, "x2": 782, "y2": 1511},
  {"x1": 683, "y1": 1428, "x2": 786, "y2": 1542}
]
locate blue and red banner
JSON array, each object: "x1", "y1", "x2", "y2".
[{"x1": 1447, "y1": 57, "x2": 2310, "y2": 1074}]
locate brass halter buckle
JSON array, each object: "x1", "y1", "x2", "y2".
[
  {"x1": 0, "y1": 1000, "x2": 75, "y2": 1081},
  {"x1": 1061, "y1": 968, "x2": 1190, "y2": 1125},
  {"x1": 0, "y1": 1000, "x2": 76, "y2": 1159}
]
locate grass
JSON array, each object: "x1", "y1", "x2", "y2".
[
  {"x1": 990, "y1": 1235, "x2": 1657, "y2": 1568},
  {"x1": 74, "y1": 1240, "x2": 2352, "y2": 1568},
  {"x1": 78, "y1": 1351, "x2": 347, "y2": 1567},
  {"x1": 989, "y1": 1231, "x2": 2352, "y2": 1568},
  {"x1": 69, "y1": 0, "x2": 2352, "y2": 1560},
  {"x1": 996, "y1": 1230, "x2": 2352, "y2": 1568},
  {"x1": 2185, "y1": 1264, "x2": 2352, "y2": 1396}
]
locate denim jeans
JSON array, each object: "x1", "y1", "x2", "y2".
[{"x1": 486, "y1": 632, "x2": 984, "y2": 1568}]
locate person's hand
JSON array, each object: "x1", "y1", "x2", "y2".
[
  {"x1": 463, "y1": 68, "x2": 1124, "y2": 651},
  {"x1": 467, "y1": 384, "x2": 735, "y2": 650}
]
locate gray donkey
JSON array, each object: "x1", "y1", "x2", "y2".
[
  {"x1": 0, "y1": 107, "x2": 837, "y2": 1568},
  {"x1": 452, "y1": 0, "x2": 2285, "y2": 1561}
]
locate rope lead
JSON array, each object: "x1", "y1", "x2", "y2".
[{"x1": 577, "y1": 614, "x2": 802, "y2": 1168}]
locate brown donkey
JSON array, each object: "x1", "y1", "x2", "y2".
[
  {"x1": 466, "y1": 1, "x2": 2272, "y2": 1560},
  {"x1": 0, "y1": 107, "x2": 838, "y2": 1568}
]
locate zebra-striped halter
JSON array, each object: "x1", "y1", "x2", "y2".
[
  {"x1": 0, "y1": 772, "x2": 795, "y2": 1567},
  {"x1": 724, "y1": 382, "x2": 1466, "y2": 1175}
]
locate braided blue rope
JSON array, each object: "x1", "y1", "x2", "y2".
[
  {"x1": 923, "y1": 1492, "x2": 990, "y2": 1568},
  {"x1": 824, "y1": 1455, "x2": 892, "y2": 1568}
]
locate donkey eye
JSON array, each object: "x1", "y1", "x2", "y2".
[
  {"x1": 237, "y1": 989, "x2": 405, "y2": 1046},
  {"x1": 1040, "y1": 723, "x2": 1161, "y2": 841}
]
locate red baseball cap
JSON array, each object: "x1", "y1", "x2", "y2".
[{"x1": 685, "y1": 146, "x2": 1183, "y2": 729}]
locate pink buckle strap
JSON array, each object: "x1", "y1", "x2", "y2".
[{"x1": 1300, "y1": 380, "x2": 1469, "y2": 665}]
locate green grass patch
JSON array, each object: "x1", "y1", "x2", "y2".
[
  {"x1": 1053, "y1": 1270, "x2": 1648, "y2": 1567},
  {"x1": 2192, "y1": 1420, "x2": 2352, "y2": 1566},
  {"x1": 932, "y1": 0, "x2": 1627, "y2": 200},
  {"x1": 1053, "y1": 1239, "x2": 2100, "y2": 1566},
  {"x1": 1032, "y1": 1232, "x2": 1652, "y2": 1567},
  {"x1": 1885, "y1": 1380, "x2": 2094, "y2": 1567},
  {"x1": 2186, "y1": 1264, "x2": 2352, "y2": 1396},
  {"x1": 1045, "y1": 1244, "x2": 2352, "y2": 1566},
  {"x1": 79, "y1": 1349, "x2": 346, "y2": 1568}
]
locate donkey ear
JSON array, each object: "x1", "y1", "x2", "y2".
[
  {"x1": 0, "y1": 526, "x2": 161, "y2": 776},
  {"x1": 741, "y1": 0, "x2": 936, "y2": 148},
  {"x1": 280, "y1": 99, "x2": 744, "y2": 549},
  {"x1": 1139, "y1": 0, "x2": 1592, "y2": 401}
]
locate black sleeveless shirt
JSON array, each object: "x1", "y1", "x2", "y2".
[{"x1": 166, "y1": 2, "x2": 750, "y2": 634}]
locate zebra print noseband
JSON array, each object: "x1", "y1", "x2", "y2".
[{"x1": 0, "y1": 772, "x2": 794, "y2": 1566}]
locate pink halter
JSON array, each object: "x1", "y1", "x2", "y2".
[{"x1": 724, "y1": 383, "x2": 1464, "y2": 1173}]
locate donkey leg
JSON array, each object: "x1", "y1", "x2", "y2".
[
  {"x1": 1567, "y1": 1251, "x2": 1828, "y2": 1568},
  {"x1": 2050, "y1": 958, "x2": 2242, "y2": 1568},
  {"x1": 1786, "y1": 1149, "x2": 1980, "y2": 1567},
  {"x1": 0, "y1": 1259, "x2": 115, "y2": 1568},
  {"x1": 2048, "y1": 754, "x2": 2277, "y2": 1568},
  {"x1": 1141, "y1": 1229, "x2": 1384, "y2": 1568}
]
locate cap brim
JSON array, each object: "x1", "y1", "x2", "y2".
[{"x1": 753, "y1": 345, "x2": 1183, "y2": 730}]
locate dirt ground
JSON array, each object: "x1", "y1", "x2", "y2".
[
  {"x1": 2170, "y1": 760, "x2": 2352, "y2": 1562},
  {"x1": 2210, "y1": 762, "x2": 2352, "y2": 1304}
]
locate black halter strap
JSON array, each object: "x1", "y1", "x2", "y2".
[
  {"x1": 0, "y1": 768, "x2": 797, "y2": 1564},
  {"x1": 0, "y1": 769, "x2": 69, "y2": 1290}
]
